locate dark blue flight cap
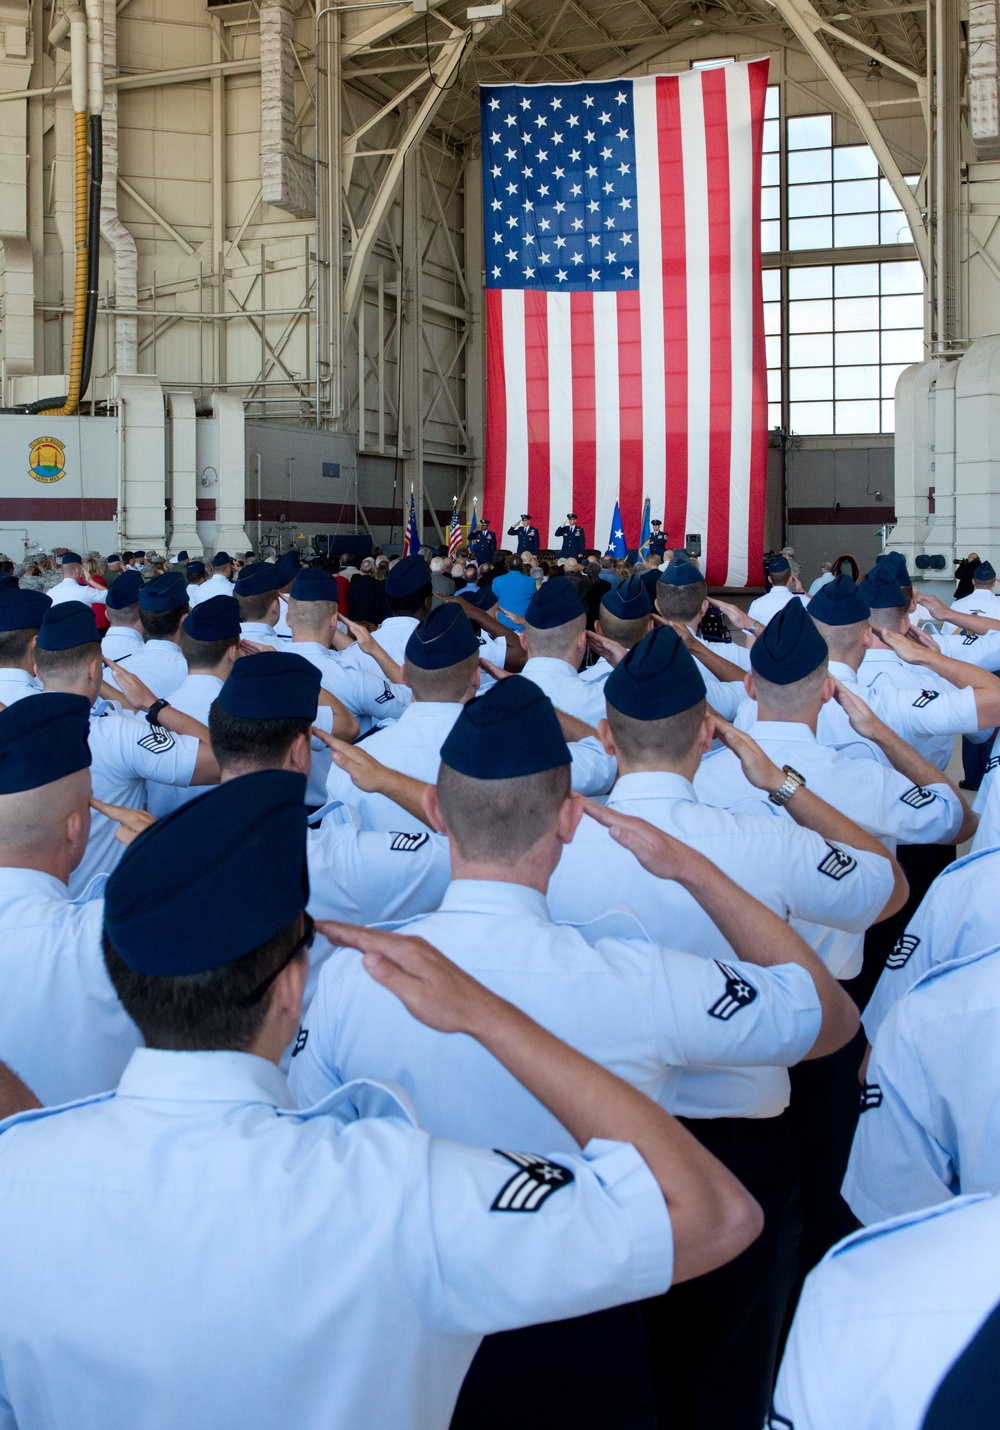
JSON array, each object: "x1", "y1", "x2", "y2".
[
  {"x1": 658, "y1": 555, "x2": 705, "y2": 588},
  {"x1": 0, "y1": 692, "x2": 91, "y2": 793},
  {"x1": 860, "y1": 564, "x2": 907, "y2": 610},
  {"x1": 106, "y1": 554, "x2": 122, "y2": 564},
  {"x1": 139, "y1": 572, "x2": 188, "y2": 613},
  {"x1": 405, "y1": 604, "x2": 479, "y2": 671},
  {"x1": 441, "y1": 675, "x2": 569, "y2": 779},
  {"x1": 218, "y1": 651, "x2": 322, "y2": 721},
  {"x1": 0, "y1": 576, "x2": 17, "y2": 594},
  {"x1": 36, "y1": 601, "x2": 100, "y2": 651},
  {"x1": 186, "y1": 561, "x2": 206, "y2": 579},
  {"x1": 601, "y1": 574, "x2": 653, "y2": 622},
  {"x1": 289, "y1": 568, "x2": 339, "y2": 603},
  {"x1": 103, "y1": 770, "x2": 309, "y2": 976},
  {"x1": 525, "y1": 575, "x2": 584, "y2": 630},
  {"x1": 212, "y1": 551, "x2": 232, "y2": 568},
  {"x1": 605, "y1": 626, "x2": 706, "y2": 720},
  {"x1": 768, "y1": 555, "x2": 791, "y2": 574},
  {"x1": 877, "y1": 550, "x2": 912, "y2": 587},
  {"x1": 105, "y1": 570, "x2": 142, "y2": 611},
  {"x1": 459, "y1": 587, "x2": 499, "y2": 612},
  {"x1": 975, "y1": 560, "x2": 996, "y2": 582},
  {"x1": 59, "y1": 550, "x2": 82, "y2": 565},
  {"x1": 0, "y1": 586, "x2": 50, "y2": 631},
  {"x1": 234, "y1": 562, "x2": 281, "y2": 598},
  {"x1": 175, "y1": 550, "x2": 189, "y2": 562},
  {"x1": 182, "y1": 594, "x2": 241, "y2": 643},
  {"x1": 750, "y1": 598, "x2": 828, "y2": 685},
  {"x1": 807, "y1": 573, "x2": 870, "y2": 626},
  {"x1": 273, "y1": 551, "x2": 300, "y2": 588},
  {"x1": 920, "y1": 1296, "x2": 1000, "y2": 1430},
  {"x1": 385, "y1": 554, "x2": 432, "y2": 599}
]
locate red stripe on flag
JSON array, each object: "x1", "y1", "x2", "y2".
[
  {"x1": 570, "y1": 292, "x2": 597, "y2": 546},
  {"x1": 657, "y1": 74, "x2": 688, "y2": 554},
  {"x1": 524, "y1": 289, "x2": 551, "y2": 541},
  {"x1": 616, "y1": 290, "x2": 644, "y2": 548},
  {"x1": 702, "y1": 67, "x2": 733, "y2": 587},
  {"x1": 484, "y1": 289, "x2": 508, "y2": 529},
  {"x1": 746, "y1": 59, "x2": 770, "y2": 585}
]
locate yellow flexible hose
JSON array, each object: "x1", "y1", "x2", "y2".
[{"x1": 40, "y1": 110, "x2": 88, "y2": 416}]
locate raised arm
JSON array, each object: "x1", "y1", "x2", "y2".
[
  {"x1": 341, "y1": 618, "x2": 404, "y2": 686},
  {"x1": 313, "y1": 728, "x2": 433, "y2": 827},
  {"x1": 0, "y1": 1061, "x2": 40, "y2": 1119}
]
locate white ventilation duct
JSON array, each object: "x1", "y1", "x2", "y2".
[
  {"x1": 260, "y1": 0, "x2": 315, "y2": 218},
  {"x1": 0, "y1": 2, "x2": 35, "y2": 377},
  {"x1": 98, "y1": 0, "x2": 138, "y2": 373},
  {"x1": 970, "y1": 0, "x2": 1000, "y2": 160}
]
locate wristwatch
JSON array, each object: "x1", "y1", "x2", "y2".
[
  {"x1": 146, "y1": 699, "x2": 171, "y2": 726},
  {"x1": 769, "y1": 765, "x2": 805, "y2": 807}
]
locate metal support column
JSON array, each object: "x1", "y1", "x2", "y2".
[
  {"x1": 401, "y1": 125, "x2": 424, "y2": 541},
  {"x1": 931, "y1": 0, "x2": 962, "y2": 351},
  {"x1": 463, "y1": 149, "x2": 484, "y2": 504}
]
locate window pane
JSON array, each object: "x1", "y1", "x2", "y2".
[
  {"x1": 762, "y1": 152, "x2": 781, "y2": 187},
  {"x1": 790, "y1": 366, "x2": 833, "y2": 400},
  {"x1": 765, "y1": 86, "x2": 780, "y2": 120},
  {"x1": 789, "y1": 216, "x2": 832, "y2": 250},
  {"x1": 761, "y1": 187, "x2": 781, "y2": 220},
  {"x1": 835, "y1": 295, "x2": 880, "y2": 330},
  {"x1": 881, "y1": 363, "x2": 908, "y2": 398},
  {"x1": 768, "y1": 401, "x2": 783, "y2": 428},
  {"x1": 880, "y1": 261, "x2": 923, "y2": 295},
  {"x1": 881, "y1": 293, "x2": 923, "y2": 329},
  {"x1": 763, "y1": 118, "x2": 780, "y2": 153},
  {"x1": 835, "y1": 399, "x2": 880, "y2": 433},
  {"x1": 835, "y1": 330, "x2": 880, "y2": 364},
  {"x1": 835, "y1": 365, "x2": 879, "y2": 399},
  {"x1": 762, "y1": 268, "x2": 781, "y2": 302},
  {"x1": 788, "y1": 183, "x2": 832, "y2": 218},
  {"x1": 879, "y1": 178, "x2": 903, "y2": 213},
  {"x1": 761, "y1": 220, "x2": 781, "y2": 253},
  {"x1": 789, "y1": 298, "x2": 833, "y2": 332},
  {"x1": 789, "y1": 332, "x2": 833, "y2": 366},
  {"x1": 881, "y1": 399, "x2": 895, "y2": 432},
  {"x1": 768, "y1": 368, "x2": 783, "y2": 401},
  {"x1": 835, "y1": 263, "x2": 879, "y2": 296},
  {"x1": 788, "y1": 114, "x2": 832, "y2": 149},
  {"x1": 833, "y1": 145, "x2": 879, "y2": 180},
  {"x1": 764, "y1": 301, "x2": 782, "y2": 336},
  {"x1": 881, "y1": 212, "x2": 912, "y2": 245},
  {"x1": 787, "y1": 149, "x2": 832, "y2": 184},
  {"x1": 766, "y1": 334, "x2": 782, "y2": 367},
  {"x1": 789, "y1": 266, "x2": 833, "y2": 299},
  {"x1": 790, "y1": 401, "x2": 833, "y2": 434},
  {"x1": 834, "y1": 213, "x2": 880, "y2": 247},
  {"x1": 881, "y1": 328, "x2": 923, "y2": 364},
  {"x1": 834, "y1": 178, "x2": 880, "y2": 214}
]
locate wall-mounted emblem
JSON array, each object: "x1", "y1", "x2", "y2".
[{"x1": 29, "y1": 436, "x2": 66, "y2": 483}]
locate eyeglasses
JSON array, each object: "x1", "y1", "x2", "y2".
[{"x1": 237, "y1": 914, "x2": 316, "y2": 1008}]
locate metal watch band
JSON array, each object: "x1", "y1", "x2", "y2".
[{"x1": 769, "y1": 765, "x2": 805, "y2": 807}]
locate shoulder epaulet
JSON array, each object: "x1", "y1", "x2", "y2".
[
  {"x1": 933, "y1": 844, "x2": 1000, "y2": 879},
  {"x1": 281, "y1": 1076, "x2": 418, "y2": 1128},
  {"x1": 556, "y1": 903, "x2": 656, "y2": 945},
  {"x1": 823, "y1": 1193, "x2": 992, "y2": 1263},
  {"x1": 905, "y1": 942, "x2": 1000, "y2": 995},
  {"x1": 0, "y1": 1088, "x2": 117, "y2": 1139}
]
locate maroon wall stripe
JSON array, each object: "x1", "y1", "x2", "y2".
[
  {"x1": 787, "y1": 506, "x2": 896, "y2": 526},
  {"x1": 0, "y1": 498, "x2": 118, "y2": 521}
]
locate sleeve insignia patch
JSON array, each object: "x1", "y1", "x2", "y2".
[
  {"x1": 860, "y1": 1081, "x2": 883, "y2": 1112},
  {"x1": 901, "y1": 785, "x2": 936, "y2": 808},
  {"x1": 491, "y1": 1150, "x2": 575, "y2": 1212},
  {"x1": 887, "y1": 934, "x2": 920, "y2": 969},
  {"x1": 389, "y1": 831, "x2": 430, "y2": 852},
  {"x1": 817, "y1": 842, "x2": 857, "y2": 880},
  {"x1": 291, "y1": 1027, "x2": 308, "y2": 1057},
  {"x1": 708, "y1": 962, "x2": 759, "y2": 1020},
  {"x1": 137, "y1": 724, "x2": 175, "y2": 753},
  {"x1": 912, "y1": 690, "x2": 940, "y2": 708},
  {"x1": 375, "y1": 682, "x2": 395, "y2": 704}
]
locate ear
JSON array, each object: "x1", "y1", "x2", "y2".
[
  {"x1": 226, "y1": 643, "x2": 239, "y2": 669},
  {"x1": 470, "y1": 664, "x2": 482, "y2": 696},
  {"x1": 596, "y1": 716, "x2": 616, "y2": 758},
  {"x1": 595, "y1": 618, "x2": 603, "y2": 637},
  {"x1": 899, "y1": 615, "x2": 911, "y2": 635},
  {"x1": 862, "y1": 625, "x2": 875, "y2": 650},
  {"x1": 272, "y1": 946, "x2": 309, "y2": 1024},
  {"x1": 518, "y1": 630, "x2": 528, "y2": 653},
  {"x1": 820, "y1": 674, "x2": 836, "y2": 705},
  {"x1": 268, "y1": 597, "x2": 280, "y2": 623},
  {"x1": 422, "y1": 784, "x2": 449, "y2": 835},
  {"x1": 698, "y1": 598, "x2": 709, "y2": 620},
  {"x1": 698, "y1": 710, "x2": 715, "y2": 754},
  {"x1": 286, "y1": 731, "x2": 312, "y2": 776},
  {"x1": 88, "y1": 656, "x2": 102, "y2": 687},
  {"x1": 744, "y1": 672, "x2": 756, "y2": 700},
  {"x1": 556, "y1": 791, "x2": 585, "y2": 846}
]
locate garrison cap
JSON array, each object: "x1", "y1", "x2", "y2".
[
  {"x1": 441, "y1": 674, "x2": 569, "y2": 778},
  {"x1": 218, "y1": 650, "x2": 322, "y2": 721},
  {"x1": 525, "y1": 575, "x2": 584, "y2": 629},
  {"x1": 600, "y1": 574, "x2": 653, "y2": 622},
  {"x1": 658, "y1": 555, "x2": 704, "y2": 587},
  {"x1": 975, "y1": 560, "x2": 996, "y2": 582},
  {"x1": 405, "y1": 604, "x2": 479, "y2": 670},
  {"x1": 768, "y1": 555, "x2": 790, "y2": 574},
  {"x1": 186, "y1": 561, "x2": 206, "y2": 579},
  {"x1": 0, "y1": 692, "x2": 91, "y2": 794},
  {"x1": 272, "y1": 551, "x2": 300, "y2": 587},
  {"x1": 212, "y1": 551, "x2": 232, "y2": 568},
  {"x1": 133, "y1": 551, "x2": 145, "y2": 560},
  {"x1": 0, "y1": 585, "x2": 50, "y2": 631},
  {"x1": 234, "y1": 561, "x2": 282, "y2": 598},
  {"x1": 385, "y1": 554, "x2": 432, "y2": 599},
  {"x1": 182, "y1": 594, "x2": 240, "y2": 642},
  {"x1": 105, "y1": 570, "x2": 142, "y2": 610},
  {"x1": 807, "y1": 573, "x2": 870, "y2": 626},
  {"x1": 59, "y1": 551, "x2": 82, "y2": 565},
  {"x1": 860, "y1": 564, "x2": 907, "y2": 610},
  {"x1": 106, "y1": 554, "x2": 122, "y2": 564},
  {"x1": 175, "y1": 550, "x2": 189, "y2": 562},
  {"x1": 289, "y1": 568, "x2": 339, "y2": 603},
  {"x1": 103, "y1": 770, "x2": 309, "y2": 977},
  {"x1": 459, "y1": 586, "x2": 499, "y2": 612},
  {"x1": 139, "y1": 572, "x2": 188, "y2": 612},
  {"x1": 36, "y1": 601, "x2": 99, "y2": 651},
  {"x1": 605, "y1": 626, "x2": 706, "y2": 720},
  {"x1": 750, "y1": 598, "x2": 828, "y2": 685}
]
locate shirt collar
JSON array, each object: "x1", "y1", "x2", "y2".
[
  {"x1": 747, "y1": 719, "x2": 817, "y2": 745},
  {"x1": 438, "y1": 879, "x2": 550, "y2": 920},
  {"x1": 402, "y1": 701, "x2": 465, "y2": 718},
  {"x1": 828, "y1": 659, "x2": 859, "y2": 684},
  {"x1": 610, "y1": 769, "x2": 697, "y2": 802},
  {"x1": 0, "y1": 866, "x2": 69, "y2": 901},
  {"x1": 116, "y1": 1048, "x2": 296, "y2": 1108},
  {"x1": 0, "y1": 669, "x2": 41, "y2": 689},
  {"x1": 523, "y1": 655, "x2": 576, "y2": 676}
]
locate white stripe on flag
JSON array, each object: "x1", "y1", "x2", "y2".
[
  {"x1": 501, "y1": 288, "x2": 529, "y2": 539},
  {"x1": 680, "y1": 73, "x2": 711, "y2": 553},
  {"x1": 593, "y1": 291, "x2": 621, "y2": 548},
  {"x1": 726, "y1": 62, "x2": 753, "y2": 588},
  {"x1": 547, "y1": 292, "x2": 575, "y2": 528},
  {"x1": 632, "y1": 77, "x2": 667, "y2": 527}
]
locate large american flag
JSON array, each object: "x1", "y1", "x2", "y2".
[{"x1": 481, "y1": 60, "x2": 768, "y2": 587}]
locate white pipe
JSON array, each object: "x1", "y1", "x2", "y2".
[
  {"x1": 100, "y1": 0, "x2": 138, "y2": 373},
  {"x1": 84, "y1": 0, "x2": 104, "y2": 115},
  {"x1": 68, "y1": 9, "x2": 88, "y2": 114}
]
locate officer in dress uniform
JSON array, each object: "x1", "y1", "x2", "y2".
[
  {"x1": 469, "y1": 519, "x2": 496, "y2": 565},
  {"x1": 507, "y1": 514, "x2": 540, "y2": 556},
  {"x1": 0, "y1": 693, "x2": 141, "y2": 1105},
  {"x1": 292, "y1": 674, "x2": 859, "y2": 1430},
  {"x1": 104, "y1": 572, "x2": 190, "y2": 699},
  {"x1": 555, "y1": 514, "x2": 586, "y2": 559},
  {"x1": 647, "y1": 519, "x2": 667, "y2": 560},
  {"x1": 0, "y1": 765, "x2": 764, "y2": 1430},
  {"x1": 519, "y1": 577, "x2": 608, "y2": 726},
  {"x1": 100, "y1": 571, "x2": 145, "y2": 665},
  {"x1": 234, "y1": 562, "x2": 289, "y2": 648},
  {"x1": 0, "y1": 586, "x2": 49, "y2": 706}
]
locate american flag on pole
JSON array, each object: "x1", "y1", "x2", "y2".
[
  {"x1": 403, "y1": 489, "x2": 421, "y2": 556},
  {"x1": 481, "y1": 60, "x2": 768, "y2": 587},
  {"x1": 447, "y1": 498, "x2": 462, "y2": 558}
]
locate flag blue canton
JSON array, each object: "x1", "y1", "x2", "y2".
[{"x1": 481, "y1": 81, "x2": 639, "y2": 294}]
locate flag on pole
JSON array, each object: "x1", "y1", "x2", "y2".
[
  {"x1": 638, "y1": 497, "x2": 652, "y2": 561},
  {"x1": 403, "y1": 489, "x2": 420, "y2": 557},
  {"x1": 481, "y1": 60, "x2": 768, "y2": 587},
  {"x1": 470, "y1": 500, "x2": 478, "y2": 538},
  {"x1": 606, "y1": 501, "x2": 627, "y2": 559},
  {"x1": 448, "y1": 498, "x2": 462, "y2": 558}
]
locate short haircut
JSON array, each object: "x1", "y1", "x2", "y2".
[
  {"x1": 404, "y1": 650, "x2": 479, "y2": 703},
  {"x1": 810, "y1": 615, "x2": 868, "y2": 660},
  {"x1": 34, "y1": 641, "x2": 102, "y2": 678},
  {"x1": 751, "y1": 664, "x2": 829, "y2": 715},
  {"x1": 102, "y1": 915, "x2": 306, "y2": 1052},
  {"x1": 238, "y1": 591, "x2": 278, "y2": 623},
  {"x1": 286, "y1": 596, "x2": 336, "y2": 632},
  {"x1": 208, "y1": 702, "x2": 312, "y2": 772},
  {"x1": 974, "y1": 577, "x2": 995, "y2": 588},
  {"x1": 139, "y1": 604, "x2": 187, "y2": 639},
  {"x1": 606, "y1": 699, "x2": 707, "y2": 766},
  {"x1": 598, "y1": 608, "x2": 651, "y2": 649},
  {"x1": 436, "y1": 761, "x2": 571, "y2": 863},
  {"x1": 106, "y1": 603, "x2": 139, "y2": 627},
  {"x1": 179, "y1": 630, "x2": 239, "y2": 670},
  {"x1": 524, "y1": 612, "x2": 585, "y2": 659},
  {"x1": 0, "y1": 627, "x2": 38, "y2": 664},
  {"x1": 769, "y1": 569, "x2": 792, "y2": 587},
  {"x1": 868, "y1": 605, "x2": 905, "y2": 634},
  {"x1": 387, "y1": 586, "x2": 432, "y2": 617},
  {"x1": 655, "y1": 582, "x2": 707, "y2": 623}
]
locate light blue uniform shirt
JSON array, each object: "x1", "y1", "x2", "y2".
[
  {"x1": 520, "y1": 655, "x2": 610, "y2": 727},
  {"x1": 100, "y1": 625, "x2": 144, "y2": 664},
  {"x1": 238, "y1": 620, "x2": 288, "y2": 649},
  {"x1": 972, "y1": 754, "x2": 1000, "y2": 851},
  {"x1": 0, "y1": 1048, "x2": 674, "y2": 1430},
  {"x1": 0, "y1": 669, "x2": 41, "y2": 706},
  {"x1": 289, "y1": 879, "x2": 822, "y2": 1136},
  {"x1": 773, "y1": 1193, "x2": 1000, "y2": 1430},
  {"x1": 844, "y1": 946, "x2": 1000, "y2": 1225},
  {"x1": 105, "y1": 638, "x2": 189, "y2": 699},
  {"x1": 292, "y1": 638, "x2": 410, "y2": 732}
]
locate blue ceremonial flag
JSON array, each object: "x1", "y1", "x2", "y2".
[
  {"x1": 606, "y1": 501, "x2": 627, "y2": 559},
  {"x1": 470, "y1": 503, "x2": 478, "y2": 536},
  {"x1": 403, "y1": 490, "x2": 421, "y2": 557},
  {"x1": 638, "y1": 497, "x2": 652, "y2": 561}
]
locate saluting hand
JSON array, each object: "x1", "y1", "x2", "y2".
[
  {"x1": 919, "y1": 592, "x2": 951, "y2": 622},
  {"x1": 708, "y1": 598, "x2": 754, "y2": 633},
  {"x1": 582, "y1": 800, "x2": 700, "y2": 884},
  {"x1": 238, "y1": 639, "x2": 276, "y2": 656},
  {"x1": 878, "y1": 628, "x2": 927, "y2": 665},
  {"x1": 479, "y1": 656, "x2": 509, "y2": 681},
  {"x1": 831, "y1": 679, "x2": 886, "y2": 742},
  {"x1": 312, "y1": 727, "x2": 388, "y2": 793},
  {"x1": 709, "y1": 715, "x2": 786, "y2": 796},
  {"x1": 90, "y1": 797, "x2": 156, "y2": 846},
  {"x1": 585, "y1": 628, "x2": 628, "y2": 667},
  {"x1": 103, "y1": 659, "x2": 155, "y2": 713}
]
